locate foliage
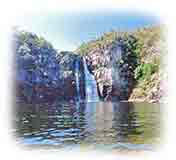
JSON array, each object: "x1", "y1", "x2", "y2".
[
  {"x1": 77, "y1": 42, "x2": 90, "y2": 56},
  {"x1": 14, "y1": 25, "x2": 165, "y2": 102},
  {"x1": 117, "y1": 35, "x2": 141, "y2": 69},
  {"x1": 76, "y1": 31, "x2": 119, "y2": 56},
  {"x1": 134, "y1": 63, "x2": 158, "y2": 81},
  {"x1": 13, "y1": 29, "x2": 60, "y2": 87}
]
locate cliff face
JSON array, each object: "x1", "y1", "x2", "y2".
[
  {"x1": 13, "y1": 30, "x2": 85, "y2": 104},
  {"x1": 79, "y1": 36, "x2": 138, "y2": 101},
  {"x1": 13, "y1": 25, "x2": 167, "y2": 104},
  {"x1": 128, "y1": 26, "x2": 167, "y2": 102},
  {"x1": 77, "y1": 26, "x2": 167, "y2": 102},
  {"x1": 57, "y1": 52, "x2": 85, "y2": 101},
  {"x1": 76, "y1": 32, "x2": 140, "y2": 101}
]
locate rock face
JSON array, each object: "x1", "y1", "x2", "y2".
[
  {"x1": 14, "y1": 26, "x2": 166, "y2": 104},
  {"x1": 77, "y1": 27, "x2": 166, "y2": 103},
  {"x1": 57, "y1": 52, "x2": 85, "y2": 102},
  {"x1": 128, "y1": 26, "x2": 167, "y2": 103},
  {"x1": 83, "y1": 37, "x2": 138, "y2": 101},
  {"x1": 13, "y1": 30, "x2": 85, "y2": 104}
]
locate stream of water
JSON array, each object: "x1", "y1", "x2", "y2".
[
  {"x1": 83, "y1": 58, "x2": 99, "y2": 102},
  {"x1": 75, "y1": 60, "x2": 81, "y2": 102}
]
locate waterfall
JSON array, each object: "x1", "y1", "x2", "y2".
[
  {"x1": 75, "y1": 60, "x2": 81, "y2": 102},
  {"x1": 83, "y1": 58, "x2": 99, "y2": 102}
]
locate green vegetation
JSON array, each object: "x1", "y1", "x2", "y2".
[
  {"x1": 130, "y1": 26, "x2": 166, "y2": 101},
  {"x1": 76, "y1": 25, "x2": 166, "y2": 102},
  {"x1": 76, "y1": 31, "x2": 119, "y2": 56},
  {"x1": 14, "y1": 25, "x2": 166, "y2": 103},
  {"x1": 77, "y1": 31, "x2": 142, "y2": 57},
  {"x1": 77, "y1": 42, "x2": 90, "y2": 56},
  {"x1": 134, "y1": 63, "x2": 159, "y2": 81}
]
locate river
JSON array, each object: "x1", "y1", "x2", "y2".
[{"x1": 13, "y1": 102, "x2": 161, "y2": 152}]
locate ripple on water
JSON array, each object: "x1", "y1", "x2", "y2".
[{"x1": 14, "y1": 102, "x2": 161, "y2": 151}]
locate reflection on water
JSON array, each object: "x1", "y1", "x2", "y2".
[{"x1": 13, "y1": 102, "x2": 161, "y2": 151}]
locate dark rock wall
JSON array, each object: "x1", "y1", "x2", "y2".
[{"x1": 13, "y1": 30, "x2": 85, "y2": 104}]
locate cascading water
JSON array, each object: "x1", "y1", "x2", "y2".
[
  {"x1": 83, "y1": 58, "x2": 99, "y2": 102},
  {"x1": 75, "y1": 60, "x2": 81, "y2": 102}
]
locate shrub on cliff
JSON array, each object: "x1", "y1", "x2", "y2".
[
  {"x1": 129, "y1": 26, "x2": 166, "y2": 102},
  {"x1": 76, "y1": 25, "x2": 165, "y2": 102},
  {"x1": 76, "y1": 31, "x2": 142, "y2": 100},
  {"x1": 134, "y1": 63, "x2": 159, "y2": 81}
]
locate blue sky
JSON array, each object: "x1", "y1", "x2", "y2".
[{"x1": 17, "y1": 12, "x2": 160, "y2": 51}]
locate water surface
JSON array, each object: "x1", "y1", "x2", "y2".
[{"x1": 13, "y1": 102, "x2": 161, "y2": 151}]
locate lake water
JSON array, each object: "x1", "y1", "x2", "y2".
[{"x1": 13, "y1": 102, "x2": 161, "y2": 152}]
